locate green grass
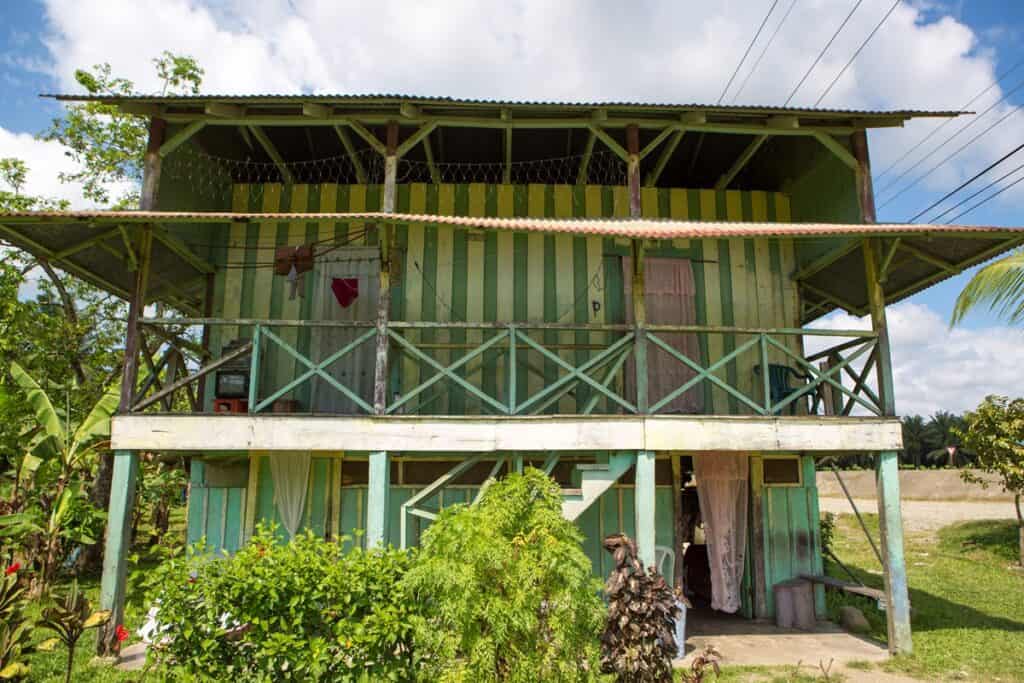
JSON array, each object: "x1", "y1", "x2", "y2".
[{"x1": 824, "y1": 513, "x2": 1024, "y2": 681}]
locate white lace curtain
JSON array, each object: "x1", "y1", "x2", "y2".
[
  {"x1": 693, "y1": 454, "x2": 749, "y2": 613},
  {"x1": 269, "y1": 452, "x2": 311, "y2": 538}
]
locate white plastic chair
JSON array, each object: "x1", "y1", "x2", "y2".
[{"x1": 654, "y1": 545, "x2": 687, "y2": 658}]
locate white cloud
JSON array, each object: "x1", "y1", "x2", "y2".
[{"x1": 808, "y1": 302, "x2": 1024, "y2": 416}]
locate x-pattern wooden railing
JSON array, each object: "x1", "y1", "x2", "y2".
[{"x1": 133, "y1": 318, "x2": 882, "y2": 417}]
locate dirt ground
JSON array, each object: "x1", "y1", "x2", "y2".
[{"x1": 818, "y1": 497, "x2": 1018, "y2": 532}]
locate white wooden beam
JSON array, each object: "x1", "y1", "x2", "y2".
[{"x1": 112, "y1": 414, "x2": 903, "y2": 452}]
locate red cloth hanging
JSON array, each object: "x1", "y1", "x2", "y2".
[{"x1": 330, "y1": 278, "x2": 359, "y2": 308}]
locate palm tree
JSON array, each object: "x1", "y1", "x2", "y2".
[
  {"x1": 901, "y1": 415, "x2": 928, "y2": 467},
  {"x1": 924, "y1": 411, "x2": 967, "y2": 467},
  {"x1": 951, "y1": 249, "x2": 1024, "y2": 326}
]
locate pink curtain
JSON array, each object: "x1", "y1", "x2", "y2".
[
  {"x1": 693, "y1": 454, "x2": 749, "y2": 613},
  {"x1": 623, "y1": 257, "x2": 702, "y2": 414}
]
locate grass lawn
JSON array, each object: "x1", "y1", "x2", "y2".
[{"x1": 824, "y1": 513, "x2": 1024, "y2": 682}]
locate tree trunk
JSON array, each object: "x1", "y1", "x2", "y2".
[
  {"x1": 82, "y1": 454, "x2": 114, "y2": 573},
  {"x1": 1016, "y1": 494, "x2": 1023, "y2": 568}
]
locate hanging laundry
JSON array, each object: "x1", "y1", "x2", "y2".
[{"x1": 331, "y1": 277, "x2": 360, "y2": 308}]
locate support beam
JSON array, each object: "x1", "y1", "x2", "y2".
[
  {"x1": 422, "y1": 133, "x2": 441, "y2": 184},
  {"x1": 577, "y1": 131, "x2": 596, "y2": 185},
  {"x1": 627, "y1": 125, "x2": 648, "y2": 414},
  {"x1": 635, "y1": 450, "x2": 656, "y2": 568},
  {"x1": 792, "y1": 239, "x2": 862, "y2": 282},
  {"x1": 395, "y1": 121, "x2": 438, "y2": 159},
  {"x1": 898, "y1": 242, "x2": 959, "y2": 274},
  {"x1": 814, "y1": 132, "x2": 859, "y2": 171},
  {"x1": 639, "y1": 126, "x2": 677, "y2": 160},
  {"x1": 247, "y1": 125, "x2": 294, "y2": 185},
  {"x1": 799, "y1": 281, "x2": 865, "y2": 316},
  {"x1": 332, "y1": 125, "x2": 367, "y2": 184},
  {"x1": 588, "y1": 124, "x2": 629, "y2": 162},
  {"x1": 50, "y1": 226, "x2": 122, "y2": 261},
  {"x1": 302, "y1": 102, "x2": 332, "y2": 119},
  {"x1": 715, "y1": 135, "x2": 767, "y2": 191},
  {"x1": 158, "y1": 120, "x2": 206, "y2": 158},
  {"x1": 864, "y1": 237, "x2": 912, "y2": 654},
  {"x1": 851, "y1": 130, "x2": 877, "y2": 223},
  {"x1": 205, "y1": 102, "x2": 244, "y2": 119},
  {"x1": 151, "y1": 224, "x2": 215, "y2": 273},
  {"x1": 373, "y1": 122, "x2": 399, "y2": 414},
  {"x1": 878, "y1": 238, "x2": 901, "y2": 283},
  {"x1": 671, "y1": 455, "x2": 686, "y2": 592},
  {"x1": 644, "y1": 129, "x2": 684, "y2": 187},
  {"x1": 344, "y1": 119, "x2": 387, "y2": 156},
  {"x1": 366, "y1": 451, "x2": 390, "y2": 548},
  {"x1": 98, "y1": 451, "x2": 139, "y2": 656},
  {"x1": 503, "y1": 126, "x2": 513, "y2": 185}
]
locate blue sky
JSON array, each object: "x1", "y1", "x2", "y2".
[{"x1": 1, "y1": 0, "x2": 1023, "y2": 414}]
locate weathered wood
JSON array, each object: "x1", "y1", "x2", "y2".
[
  {"x1": 635, "y1": 450, "x2": 656, "y2": 568},
  {"x1": 588, "y1": 124, "x2": 629, "y2": 161},
  {"x1": 799, "y1": 574, "x2": 886, "y2": 602},
  {"x1": 131, "y1": 341, "x2": 253, "y2": 412},
  {"x1": 247, "y1": 125, "x2": 294, "y2": 184},
  {"x1": 366, "y1": 451, "x2": 390, "y2": 548},
  {"x1": 395, "y1": 121, "x2": 438, "y2": 158},
  {"x1": 503, "y1": 127, "x2": 513, "y2": 184},
  {"x1": 814, "y1": 131, "x2": 859, "y2": 171},
  {"x1": 98, "y1": 450, "x2": 139, "y2": 655},
  {"x1": 577, "y1": 131, "x2": 596, "y2": 185},
  {"x1": 749, "y1": 456, "x2": 768, "y2": 618},
  {"x1": 851, "y1": 130, "x2": 876, "y2": 223},
  {"x1": 112, "y1": 414, "x2": 904, "y2": 453},
  {"x1": 373, "y1": 122, "x2": 399, "y2": 414},
  {"x1": 715, "y1": 135, "x2": 767, "y2": 190},
  {"x1": 332, "y1": 125, "x2": 367, "y2": 183},
  {"x1": 158, "y1": 120, "x2": 206, "y2": 158},
  {"x1": 644, "y1": 129, "x2": 684, "y2": 187},
  {"x1": 831, "y1": 465, "x2": 884, "y2": 565},
  {"x1": 671, "y1": 455, "x2": 686, "y2": 591}
]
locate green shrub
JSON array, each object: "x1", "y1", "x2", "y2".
[
  {"x1": 820, "y1": 512, "x2": 837, "y2": 558},
  {"x1": 402, "y1": 468, "x2": 604, "y2": 682},
  {"x1": 143, "y1": 526, "x2": 419, "y2": 681}
]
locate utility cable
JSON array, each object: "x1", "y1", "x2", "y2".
[
  {"x1": 907, "y1": 141, "x2": 1024, "y2": 222},
  {"x1": 784, "y1": 0, "x2": 863, "y2": 106},
  {"x1": 945, "y1": 170, "x2": 1024, "y2": 223},
  {"x1": 814, "y1": 0, "x2": 900, "y2": 107},
  {"x1": 730, "y1": 0, "x2": 799, "y2": 104},
  {"x1": 875, "y1": 52, "x2": 1024, "y2": 181},
  {"x1": 877, "y1": 73, "x2": 1024, "y2": 201},
  {"x1": 929, "y1": 159, "x2": 1024, "y2": 223},
  {"x1": 718, "y1": 0, "x2": 781, "y2": 104}
]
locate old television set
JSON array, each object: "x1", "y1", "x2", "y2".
[{"x1": 215, "y1": 338, "x2": 252, "y2": 399}]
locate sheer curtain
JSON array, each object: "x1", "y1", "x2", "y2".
[
  {"x1": 693, "y1": 454, "x2": 749, "y2": 613},
  {"x1": 269, "y1": 452, "x2": 311, "y2": 538}
]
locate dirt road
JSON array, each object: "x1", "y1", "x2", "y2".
[{"x1": 819, "y1": 497, "x2": 1018, "y2": 533}]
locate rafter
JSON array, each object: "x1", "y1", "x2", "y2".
[
  {"x1": 638, "y1": 127, "x2": 677, "y2": 160},
  {"x1": 586, "y1": 124, "x2": 629, "y2": 162},
  {"x1": 644, "y1": 129, "x2": 684, "y2": 187},
  {"x1": 49, "y1": 226, "x2": 122, "y2": 261},
  {"x1": 395, "y1": 121, "x2": 438, "y2": 158},
  {"x1": 577, "y1": 131, "x2": 596, "y2": 185},
  {"x1": 247, "y1": 125, "x2": 295, "y2": 184},
  {"x1": 800, "y1": 281, "x2": 865, "y2": 316},
  {"x1": 118, "y1": 226, "x2": 138, "y2": 270},
  {"x1": 158, "y1": 120, "x2": 206, "y2": 158},
  {"x1": 422, "y1": 133, "x2": 440, "y2": 184},
  {"x1": 792, "y1": 239, "x2": 862, "y2": 281},
  {"x1": 878, "y1": 238, "x2": 901, "y2": 283},
  {"x1": 715, "y1": 135, "x2": 767, "y2": 191},
  {"x1": 813, "y1": 131, "x2": 858, "y2": 170},
  {"x1": 343, "y1": 119, "x2": 386, "y2": 156},
  {"x1": 332, "y1": 125, "x2": 366, "y2": 183},
  {"x1": 898, "y1": 242, "x2": 959, "y2": 274},
  {"x1": 151, "y1": 224, "x2": 215, "y2": 274},
  {"x1": 503, "y1": 127, "x2": 513, "y2": 185}
]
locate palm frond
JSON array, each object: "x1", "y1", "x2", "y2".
[
  {"x1": 951, "y1": 249, "x2": 1024, "y2": 326},
  {"x1": 10, "y1": 362, "x2": 65, "y2": 460},
  {"x1": 70, "y1": 379, "x2": 120, "y2": 457}
]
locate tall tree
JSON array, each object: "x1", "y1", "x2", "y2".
[
  {"x1": 901, "y1": 415, "x2": 928, "y2": 467},
  {"x1": 951, "y1": 249, "x2": 1024, "y2": 327}
]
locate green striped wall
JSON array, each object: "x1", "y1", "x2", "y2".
[{"x1": 210, "y1": 183, "x2": 799, "y2": 415}]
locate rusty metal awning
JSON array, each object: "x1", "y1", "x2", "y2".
[{"x1": 1, "y1": 210, "x2": 1020, "y2": 321}]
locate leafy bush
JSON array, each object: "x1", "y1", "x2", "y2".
[
  {"x1": 402, "y1": 468, "x2": 604, "y2": 682},
  {"x1": 143, "y1": 526, "x2": 419, "y2": 681},
  {"x1": 820, "y1": 512, "x2": 837, "y2": 558},
  {"x1": 0, "y1": 562, "x2": 33, "y2": 680}
]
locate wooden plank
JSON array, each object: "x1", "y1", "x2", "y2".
[
  {"x1": 98, "y1": 450, "x2": 140, "y2": 655},
  {"x1": 526, "y1": 185, "x2": 547, "y2": 404},
  {"x1": 113, "y1": 414, "x2": 903, "y2": 452},
  {"x1": 800, "y1": 574, "x2": 886, "y2": 602},
  {"x1": 466, "y1": 185, "x2": 487, "y2": 410},
  {"x1": 366, "y1": 451, "x2": 390, "y2": 548},
  {"x1": 715, "y1": 135, "x2": 767, "y2": 190},
  {"x1": 634, "y1": 451, "x2": 655, "y2": 567},
  {"x1": 554, "y1": 185, "x2": 575, "y2": 413}
]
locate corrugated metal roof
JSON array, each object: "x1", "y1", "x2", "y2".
[
  {"x1": 41, "y1": 93, "x2": 961, "y2": 119},
  {"x1": 2, "y1": 211, "x2": 1019, "y2": 240}
]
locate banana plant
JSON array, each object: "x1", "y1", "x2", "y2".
[
  {"x1": 0, "y1": 566, "x2": 33, "y2": 681},
  {"x1": 36, "y1": 580, "x2": 111, "y2": 683}
]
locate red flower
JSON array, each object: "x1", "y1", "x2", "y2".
[
  {"x1": 115, "y1": 625, "x2": 129, "y2": 643},
  {"x1": 4, "y1": 563, "x2": 20, "y2": 576}
]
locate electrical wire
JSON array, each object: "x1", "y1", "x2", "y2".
[
  {"x1": 784, "y1": 0, "x2": 863, "y2": 106},
  {"x1": 813, "y1": 0, "x2": 900, "y2": 107},
  {"x1": 878, "y1": 103, "x2": 1022, "y2": 210},
  {"x1": 730, "y1": 0, "x2": 799, "y2": 104},
  {"x1": 907, "y1": 141, "x2": 1024, "y2": 222},
  {"x1": 928, "y1": 159, "x2": 1024, "y2": 223},
  {"x1": 945, "y1": 170, "x2": 1024, "y2": 223},
  {"x1": 877, "y1": 74, "x2": 1024, "y2": 201},
  {"x1": 718, "y1": 0, "x2": 781, "y2": 104},
  {"x1": 875, "y1": 52, "x2": 1024, "y2": 181}
]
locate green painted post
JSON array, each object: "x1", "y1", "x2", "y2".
[
  {"x1": 249, "y1": 324, "x2": 261, "y2": 410},
  {"x1": 634, "y1": 450, "x2": 656, "y2": 568},
  {"x1": 626, "y1": 125, "x2": 649, "y2": 414},
  {"x1": 367, "y1": 451, "x2": 390, "y2": 548},
  {"x1": 98, "y1": 450, "x2": 140, "y2": 656},
  {"x1": 864, "y1": 237, "x2": 913, "y2": 655}
]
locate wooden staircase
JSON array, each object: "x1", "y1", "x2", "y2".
[{"x1": 561, "y1": 452, "x2": 635, "y2": 521}]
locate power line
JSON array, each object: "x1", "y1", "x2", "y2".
[
  {"x1": 875, "y1": 53, "x2": 1024, "y2": 182},
  {"x1": 907, "y1": 141, "x2": 1024, "y2": 222},
  {"x1": 945, "y1": 170, "x2": 1024, "y2": 223},
  {"x1": 878, "y1": 104, "x2": 1021, "y2": 210},
  {"x1": 929, "y1": 159, "x2": 1024, "y2": 223},
  {"x1": 877, "y1": 74, "x2": 1024, "y2": 201},
  {"x1": 783, "y1": 0, "x2": 863, "y2": 106},
  {"x1": 718, "y1": 0, "x2": 781, "y2": 104},
  {"x1": 730, "y1": 0, "x2": 799, "y2": 104},
  {"x1": 814, "y1": 0, "x2": 901, "y2": 107}
]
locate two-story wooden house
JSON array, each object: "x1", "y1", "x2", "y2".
[{"x1": 5, "y1": 94, "x2": 1022, "y2": 656}]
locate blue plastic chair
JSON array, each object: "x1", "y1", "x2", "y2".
[{"x1": 754, "y1": 363, "x2": 810, "y2": 415}]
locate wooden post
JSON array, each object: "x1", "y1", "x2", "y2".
[
  {"x1": 98, "y1": 451, "x2": 140, "y2": 656},
  {"x1": 626, "y1": 125, "x2": 649, "y2": 414},
  {"x1": 98, "y1": 117, "x2": 163, "y2": 657},
  {"x1": 864, "y1": 237, "x2": 912, "y2": 655},
  {"x1": 635, "y1": 450, "x2": 656, "y2": 569},
  {"x1": 197, "y1": 272, "x2": 215, "y2": 407},
  {"x1": 749, "y1": 456, "x2": 768, "y2": 618},
  {"x1": 671, "y1": 455, "x2": 686, "y2": 591},
  {"x1": 852, "y1": 130, "x2": 876, "y2": 223},
  {"x1": 367, "y1": 451, "x2": 390, "y2": 548},
  {"x1": 373, "y1": 122, "x2": 399, "y2": 414}
]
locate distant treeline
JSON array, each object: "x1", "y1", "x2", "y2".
[{"x1": 823, "y1": 411, "x2": 975, "y2": 470}]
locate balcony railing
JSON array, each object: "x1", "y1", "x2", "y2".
[{"x1": 131, "y1": 318, "x2": 882, "y2": 418}]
